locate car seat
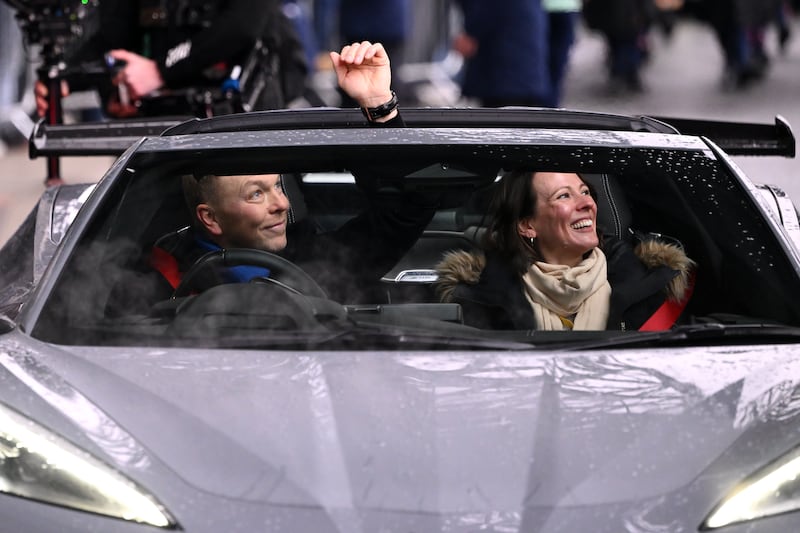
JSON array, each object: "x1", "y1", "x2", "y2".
[{"x1": 581, "y1": 173, "x2": 633, "y2": 241}]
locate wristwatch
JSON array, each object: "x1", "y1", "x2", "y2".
[{"x1": 361, "y1": 91, "x2": 398, "y2": 122}]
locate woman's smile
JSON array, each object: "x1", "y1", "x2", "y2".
[{"x1": 527, "y1": 172, "x2": 599, "y2": 266}]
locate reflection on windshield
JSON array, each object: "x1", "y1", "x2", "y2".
[{"x1": 29, "y1": 149, "x2": 800, "y2": 347}]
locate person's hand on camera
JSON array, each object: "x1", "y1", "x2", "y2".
[
  {"x1": 34, "y1": 79, "x2": 69, "y2": 119},
  {"x1": 107, "y1": 49, "x2": 165, "y2": 99},
  {"x1": 330, "y1": 41, "x2": 394, "y2": 115}
]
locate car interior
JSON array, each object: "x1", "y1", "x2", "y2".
[{"x1": 30, "y1": 145, "x2": 800, "y2": 347}]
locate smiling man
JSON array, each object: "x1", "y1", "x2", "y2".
[
  {"x1": 141, "y1": 41, "x2": 439, "y2": 304},
  {"x1": 192, "y1": 173, "x2": 291, "y2": 253}
]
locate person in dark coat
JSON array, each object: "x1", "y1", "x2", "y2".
[
  {"x1": 313, "y1": 0, "x2": 410, "y2": 107},
  {"x1": 582, "y1": 0, "x2": 655, "y2": 92},
  {"x1": 35, "y1": 0, "x2": 307, "y2": 118},
  {"x1": 435, "y1": 170, "x2": 695, "y2": 331},
  {"x1": 452, "y1": 0, "x2": 552, "y2": 107},
  {"x1": 695, "y1": 0, "x2": 783, "y2": 88},
  {"x1": 543, "y1": 0, "x2": 582, "y2": 107},
  {"x1": 120, "y1": 41, "x2": 438, "y2": 310}
]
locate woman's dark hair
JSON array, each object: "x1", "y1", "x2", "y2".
[{"x1": 481, "y1": 170, "x2": 599, "y2": 273}]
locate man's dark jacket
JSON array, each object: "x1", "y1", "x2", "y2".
[{"x1": 110, "y1": 114, "x2": 439, "y2": 313}]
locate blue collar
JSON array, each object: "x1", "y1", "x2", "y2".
[{"x1": 194, "y1": 235, "x2": 271, "y2": 283}]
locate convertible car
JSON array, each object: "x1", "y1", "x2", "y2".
[{"x1": 2, "y1": 107, "x2": 800, "y2": 532}]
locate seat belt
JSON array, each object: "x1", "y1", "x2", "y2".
[
  {"x1": 639, "y1": 271, "x2": 696, "y2": 331},
  {"x1": 150, "y1": 246, "x2": 183, "y2": 290}
]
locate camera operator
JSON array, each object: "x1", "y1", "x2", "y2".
[{"x1": 35, "y1": 0, "x2": 307, "y2": 120}]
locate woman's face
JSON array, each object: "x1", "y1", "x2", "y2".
[{"x1": 517, "y1": 172, "x2": 599, "y2": 266}]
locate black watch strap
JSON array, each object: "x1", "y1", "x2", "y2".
[{"x1": 361, "y1": 91, "x2": 398, "y2": 122}]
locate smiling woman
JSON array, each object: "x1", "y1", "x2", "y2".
[{"x1": 435, "y1": 170, "x2": 696, "y2": 331}]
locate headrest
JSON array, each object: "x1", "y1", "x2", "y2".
[
  {"x1": 581, "y1": 173, "x2": 632, "y2": 240},
  {"x1": 280, "y1": 173, "x2": 308, "y2": 225}
]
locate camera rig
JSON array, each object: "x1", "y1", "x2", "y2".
[
  {"x1": 4, "y1": 0, "x2": 99, "y2": 57},
  {"x1": 3, "y1": 0, "x2": 104, "y2": 183},
  {"x1": 4, "y1": 0, "x2": 279, "y2": 183},
  {"x1": 4, "y1": 0, "x2": 104, "y2": 110},
  {"x1": 4, "y1": 0, "x2": 276, "y2": 120}
]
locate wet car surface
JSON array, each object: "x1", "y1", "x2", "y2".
[{"x1": 1, "y1": 107, "x2": 800, "y2": 532}]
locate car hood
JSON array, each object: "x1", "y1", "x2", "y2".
[{"x1": 3, "y1": 334, "x2": 800, "y2": 531}]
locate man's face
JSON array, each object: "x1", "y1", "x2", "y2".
[{"x1": 199, "y1": 173, "x2": 290, "y2": 252}]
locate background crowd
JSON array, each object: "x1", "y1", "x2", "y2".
[
  {"x1": 1, "y1": 0, "x2": 799, "y2": 153},
  {"x1": 292, "y1": 0, "x2": 798, "y2": 107}
]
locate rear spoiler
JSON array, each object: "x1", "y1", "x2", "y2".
[
  {"x1": 648, "y1": 115, "x2": 795, "y2": 157},
  {"x1": 28, "y1": 110, "x2": 795, "y2": 158},
  {"x1": 28, "y1": 116, "x2": 190, "y2": 158}
]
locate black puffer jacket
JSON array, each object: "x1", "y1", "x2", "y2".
[{"x1": 435, "y1": 235, "x2": 695, "y2": 331}]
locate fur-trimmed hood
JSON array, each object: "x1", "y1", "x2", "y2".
[
  {"x1": 435, "y1": 249, "x2": 487, "y2": 304},
  {"x1": 435, "y1": 239, "x2": 695, "y2": 304},
  {"x1": 632, "y1": 239, "x2": 695, "y2": 302}
]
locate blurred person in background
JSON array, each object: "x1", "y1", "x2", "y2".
[
  {"x1": 282, "y1": 0, "x2": 318, "y2": 68},
  {"x1": 582, "y1": 0, "x2": 655, "y2": 93},
  {"x1": 281, "y1": 0, "x2": 328, "y2": 105},
  {"x1": 0, "y1": 2, "x2": 27, "y2": 150},
  {"x1": 34, "y1": 0, "x2": 308, "y2": 120},
  {"x1": 452, "y1": 0, "x2": 552, "y2": 107},
  {"x1": 652, "y1": 0, "x2": 684, "y2": 39},
  {"x1": 774, "y1": 0, "x2": 794, "y2": 55},
  {"x1": 0, "y1": 3, "x2": 23, "y2": 112},
  {"x1": 543, "y1": 0, "x2": 582, "y2": 107},
  {"x1": 313, "y1": 0, "x2": 411, "y2": 108},
  {"x1": 692, "y1": 0, "x2": 782, "y2": 89}
]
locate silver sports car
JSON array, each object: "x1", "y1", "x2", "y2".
[{"x1": 1, "y1": 107, "x2": 800, "y2": 532}]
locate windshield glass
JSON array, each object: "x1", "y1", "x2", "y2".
[{"x1": 30, "y1": 145, "x2": 800, "y2": 348}]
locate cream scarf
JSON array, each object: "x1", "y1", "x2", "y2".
[{"x1": 521, "y1": 248, "x2": 612, "y2": 330}]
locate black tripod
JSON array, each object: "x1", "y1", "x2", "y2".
[
  {"x1": 39, "y1": 63, "x2": 64, "y2": 186},
  {"x1": 3, "y1": 0, "x2": 101, "y2": 186}
]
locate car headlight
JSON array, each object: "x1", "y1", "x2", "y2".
[
  {"x1": 0, "y1": 402, "x2": 176, "y2": 528},
  {"x1": 701, "y1": 445, "x2": 800, "y2": 530}
]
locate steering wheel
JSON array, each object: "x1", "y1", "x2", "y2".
[{"x1": 171, "y1": 248, "x2": 328, "y2": 299}]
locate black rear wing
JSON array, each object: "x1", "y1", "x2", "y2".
[
  {"x1": 28, "y1": 109, "x2": 796, "y2": 158},
  {"x1": 28, "y1": 116, "x2": 191, "y2": 158},
  {"x1": 649, "y1": 115, "x2": 795, "y2": 157}
]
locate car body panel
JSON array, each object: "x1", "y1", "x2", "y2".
[
  {"x1": 135, "y1": 127, "x2": 713, "y2": 153},
  {"x1": 754, "y1": 183, "x2": 800, "y2": 251},
  {"x1": 33, "y1": 183, "x2": 97, "y2": 282},
  {"x1": 3, "y1": 329, "x2": 800, "y2": 531}
]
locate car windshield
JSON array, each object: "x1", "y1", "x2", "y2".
[{"x1": 27, "y1": 141, "x2": 800, "y2": 349}]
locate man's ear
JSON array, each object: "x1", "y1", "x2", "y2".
[
  {"x1": 196, "y1": 203, "x2": 223, "y2": 236},
  {"x1": 517, "y1": 218, "x2": 537, "y2": 239}
]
